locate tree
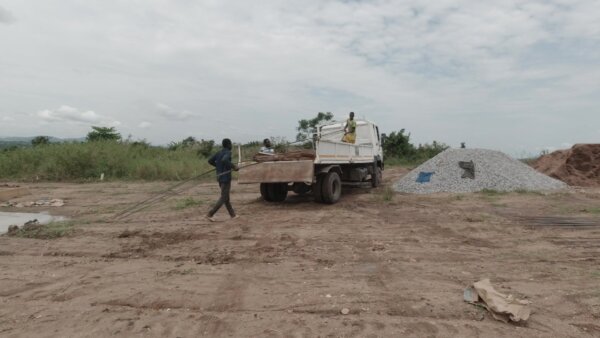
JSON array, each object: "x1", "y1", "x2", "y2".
[
  {"x1": 296, "y1": 112, "x2": 334, "y2": 143},
  {"x1": 31, "y1": 136, "x2": 50, "y2": 147},
  {"x1": 168, "y1": 136, "x2": 215, "y2": 157},
  {"x1": 383, "y1": 129, "x2": 416, "y2": 159},
  {"x1": 86, "y1": 126, "x2": 121, "y2": 142},
  {"x1": 196, "y1": 139, "x2": 215, "y2": 157}
]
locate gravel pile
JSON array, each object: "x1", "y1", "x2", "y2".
[{"x1": 394, "y1": 148, "x2": 567, "y2": 194}]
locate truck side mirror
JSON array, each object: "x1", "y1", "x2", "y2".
[{"x1": 381, "y1": 133, "x2": 387, "y2": 145}]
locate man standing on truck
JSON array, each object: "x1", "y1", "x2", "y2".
[
  {"x1": 207, "y1": 138, "x2": 239, "y2": 221},
  {"x1": 342, "y1": 112, "x2": 357, "y2": 144}
]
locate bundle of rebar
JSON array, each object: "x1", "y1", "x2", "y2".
[{"x1": 253, "y1": 150, "x2": 316, "y2": 163}]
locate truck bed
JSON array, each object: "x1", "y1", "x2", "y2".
[
  {"x1": 315, "y1": 139, "x2": 377, "y2": 164},
  {"x1": 238, "y1": 160, "x2": 314, "y2": 184}
]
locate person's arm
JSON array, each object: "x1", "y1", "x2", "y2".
[
  {"x1": 208, "y1": 152, "x2": 217, "y2": 167},
  {"x1": 222, "y1": 151, "x2": 239, "y2": 171}
]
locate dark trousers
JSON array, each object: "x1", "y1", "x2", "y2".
[{"x1": 208, "y1": 182, "x2": 235, "y2": 217}]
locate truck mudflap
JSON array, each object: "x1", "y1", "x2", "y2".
[{"x1": 238, "y1": 160, "x2": 314, "y2": 184}]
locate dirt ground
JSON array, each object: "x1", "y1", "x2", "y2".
[{"x1": 1, "y1": 167, "x2": 600, "y2": 337}]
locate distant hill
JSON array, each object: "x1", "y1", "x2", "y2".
[{"x1": 0, "y1": 136, "x2": 85, "y2": 149}]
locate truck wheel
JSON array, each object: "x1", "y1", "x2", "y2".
[
  {"x1": 313, "y1": 175, "x2": 325, "y2": 203},
  {"x1": 292, "y1": 182, "x2": 311, "y2": 196},
  {"x1": 371, "y1": 165, "x2": 382, "y2": 188},
  {"x1": 268, "y1": 183, "x2": 288, "y2": 202},
  {"x1": 260, "y1": 183, "x2": 272, "y2": 202},
  {"x1": 322, "y1": 171, "x2": 342, "y2": 204}
]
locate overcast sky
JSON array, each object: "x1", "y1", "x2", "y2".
[{"x1": 1, "y1": 1, "x2": 599, "y2": 155}]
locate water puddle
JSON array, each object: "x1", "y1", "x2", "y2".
[{"x1": 0, "y1": 212, "x2": 66, "y2": 234}]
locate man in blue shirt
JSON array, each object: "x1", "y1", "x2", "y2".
[{"x1": 207, "y1": 138, "x2": 239, "y2": 221}]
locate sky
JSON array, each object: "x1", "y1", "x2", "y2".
[{"x1": 0, "y1": 0, "x2": 599, "y2": 155}]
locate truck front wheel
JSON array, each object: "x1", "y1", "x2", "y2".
[{"x1": 322, "y1": 171, "x2": 342, "y2": 204}]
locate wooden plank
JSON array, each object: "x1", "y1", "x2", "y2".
[
  {"x1": 0, "y1": 188, "x2": 30, "y2": 202},
  {"x1": 238, "y1": 160, "x2": 314, "y2": 184}
]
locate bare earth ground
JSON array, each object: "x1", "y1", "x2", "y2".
[{"x1": 1, "y1": 167, "x2": 600, "y2": 337}]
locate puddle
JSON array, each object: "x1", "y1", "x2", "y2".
[{"x1": 0, "y1": 212, "x2": 65, "y2": 234}]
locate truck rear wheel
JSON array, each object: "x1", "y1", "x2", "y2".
[
  {"x1": 313, "y1": 175, "x2": 325, "y2": 203},
  {"x1": 322, "y1": 171, "x2": 342, "y2": 204},
  {"x1": 371, "y1": 165, "x2": 382, "y2": 188},
  {"x1": 268, "y1": 183, "x2": 288, "y2": 202},
  {"x1": 260, "y1": 183, "x2": 272, "y2": 202}
]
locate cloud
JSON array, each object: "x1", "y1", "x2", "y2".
[
  {"x1": 138, "y1": 121, "x2": 152, "y2": 129},
  {"x1": 1, "y1": 116, "x2": 15, "y2": 122},
  {"x1": 2, "y1": 1, "x2": 600, "y2": 150},
  {"x1": 37, "y1": 105, "x2": 121, "y2": 127},
  {"x1": 156, "y1": 103, "x2": 194, "y2": 121},
  {"x1": 0, "y1": 5, "x2": 15, "y2": 24}
]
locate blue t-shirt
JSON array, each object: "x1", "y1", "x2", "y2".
[{"x1": 208, "y1": 148, "x2": 233, "y2": 183}]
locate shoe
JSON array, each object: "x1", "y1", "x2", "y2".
[
  {"x1": 206, "y1": 215, "x2": 216, "y2": 222},
  {"x1": 231, "y1": 215, "x2": 239, "y2": 220}
]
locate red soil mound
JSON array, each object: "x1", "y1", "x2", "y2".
[{"x1": 533, "y1": 144, "x2": 600, "y2": 186}]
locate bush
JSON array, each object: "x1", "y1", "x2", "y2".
[
  {"x1": 8, "y1": 221, "x2": 75, "y2": 239},
  {"x1": 0, "y1": 141, "x2": 212, "y2": 181},
  {"x1": 384, "y1": 129, "x2": 448, "y2": 166}
]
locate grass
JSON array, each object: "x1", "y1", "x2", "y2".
[
  {"x1": 478, "y1": 189, "x2": 506, "y2": 196},
  {"x1": 592, "y1": 271, "x2": 600, "y2": 279},
  {"x1": 0, "y1": 141, "x2": 213, "y2": 181},
  {"x1": 9, "y1": 221, "x2": 75, "y2": 239},
  {"x1": 375, "y1": 186, "x2": 396, "y2": 203},
  {"x1": 582, "y1": 207, "x2": 600, "y2": 214},
  {"x1": 385, "y1": 157, "x2": 429, "y2": 168},
  {"x1": 173, "y1": 197, "x2": 204, "y2": 210},
  {"x1": 515, "y1": 189, "x2": 544, "y2": 196}
]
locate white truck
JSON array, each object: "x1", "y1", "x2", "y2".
[{"x1": 238, "y1": 119, "x2": 384, "y2": 204}]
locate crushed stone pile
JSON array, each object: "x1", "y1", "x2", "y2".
[
  {"x1": 533, "y1": 144, "x2": 600, "y2": 187},
  {"x1": 394, "y1": 148, "x2": 567, "y2": 194}
]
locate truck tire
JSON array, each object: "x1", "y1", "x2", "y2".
[
  {"x1": 260, "y1": 183, "x2": 272, "y2": 201},
  {"x1": 371, "y1": 164, "x2": 382, "y2": 188},
  {"x1": 322, "y1": 171, "x2": 342, "y2": 204},
  {"x1": 268, "y1": 183, "x2": 288, "y2": 202},
  {"x1": 313, "y1": 175, "x2": 325, "y2": 203}
]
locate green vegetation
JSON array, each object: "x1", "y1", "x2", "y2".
[
  {"x1": 296, "y1": 112, "x2": 334, "y2": 144},
  {"x1": 168, "y1": 136, "x2": 215, "y2": 157},
  {"x1": 0, "y1": 140, "x2": 211, "y2": 181},
  {"x1": 31, "y1": 136, "x2": 50, "y2": 147},
  {"x1": 479, "y1": 189, "x2": 505, "y2": 196},
  {"x1": 375, "y1": 186, "x2": 396, "y2": 202},
  {"x1": 583, "y1": 207, "x2": 600, "y2": 214},
  {"x1": 515, "y1": 189, "x2": 544, "y2": 196},
  {"x1": 1, "y1": 118, "x2": 452, "y2": 181},
  {"x1": 383, "y1": 129, "x2": 448, "y2": 166},
  {"x1": 173, "y1": 197, "x2": 204, "y2": 210},
  {"x1": 9, "y1": 221, "x2": 75, "y2": 239},
  {"x1": 86, "y1": 126, "x2": 122, "y2": 142}
]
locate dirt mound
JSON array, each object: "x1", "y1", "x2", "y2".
[{"x1": 533, "y1": 144, "x2": 600, "y2": 186}]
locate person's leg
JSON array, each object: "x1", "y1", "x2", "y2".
[
  {"x1": 221, "y1": 182, "x2": 236, "y2": 217},
  {"x1": 208, "y1": 183, "x2": 225, "y2": 217}
]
